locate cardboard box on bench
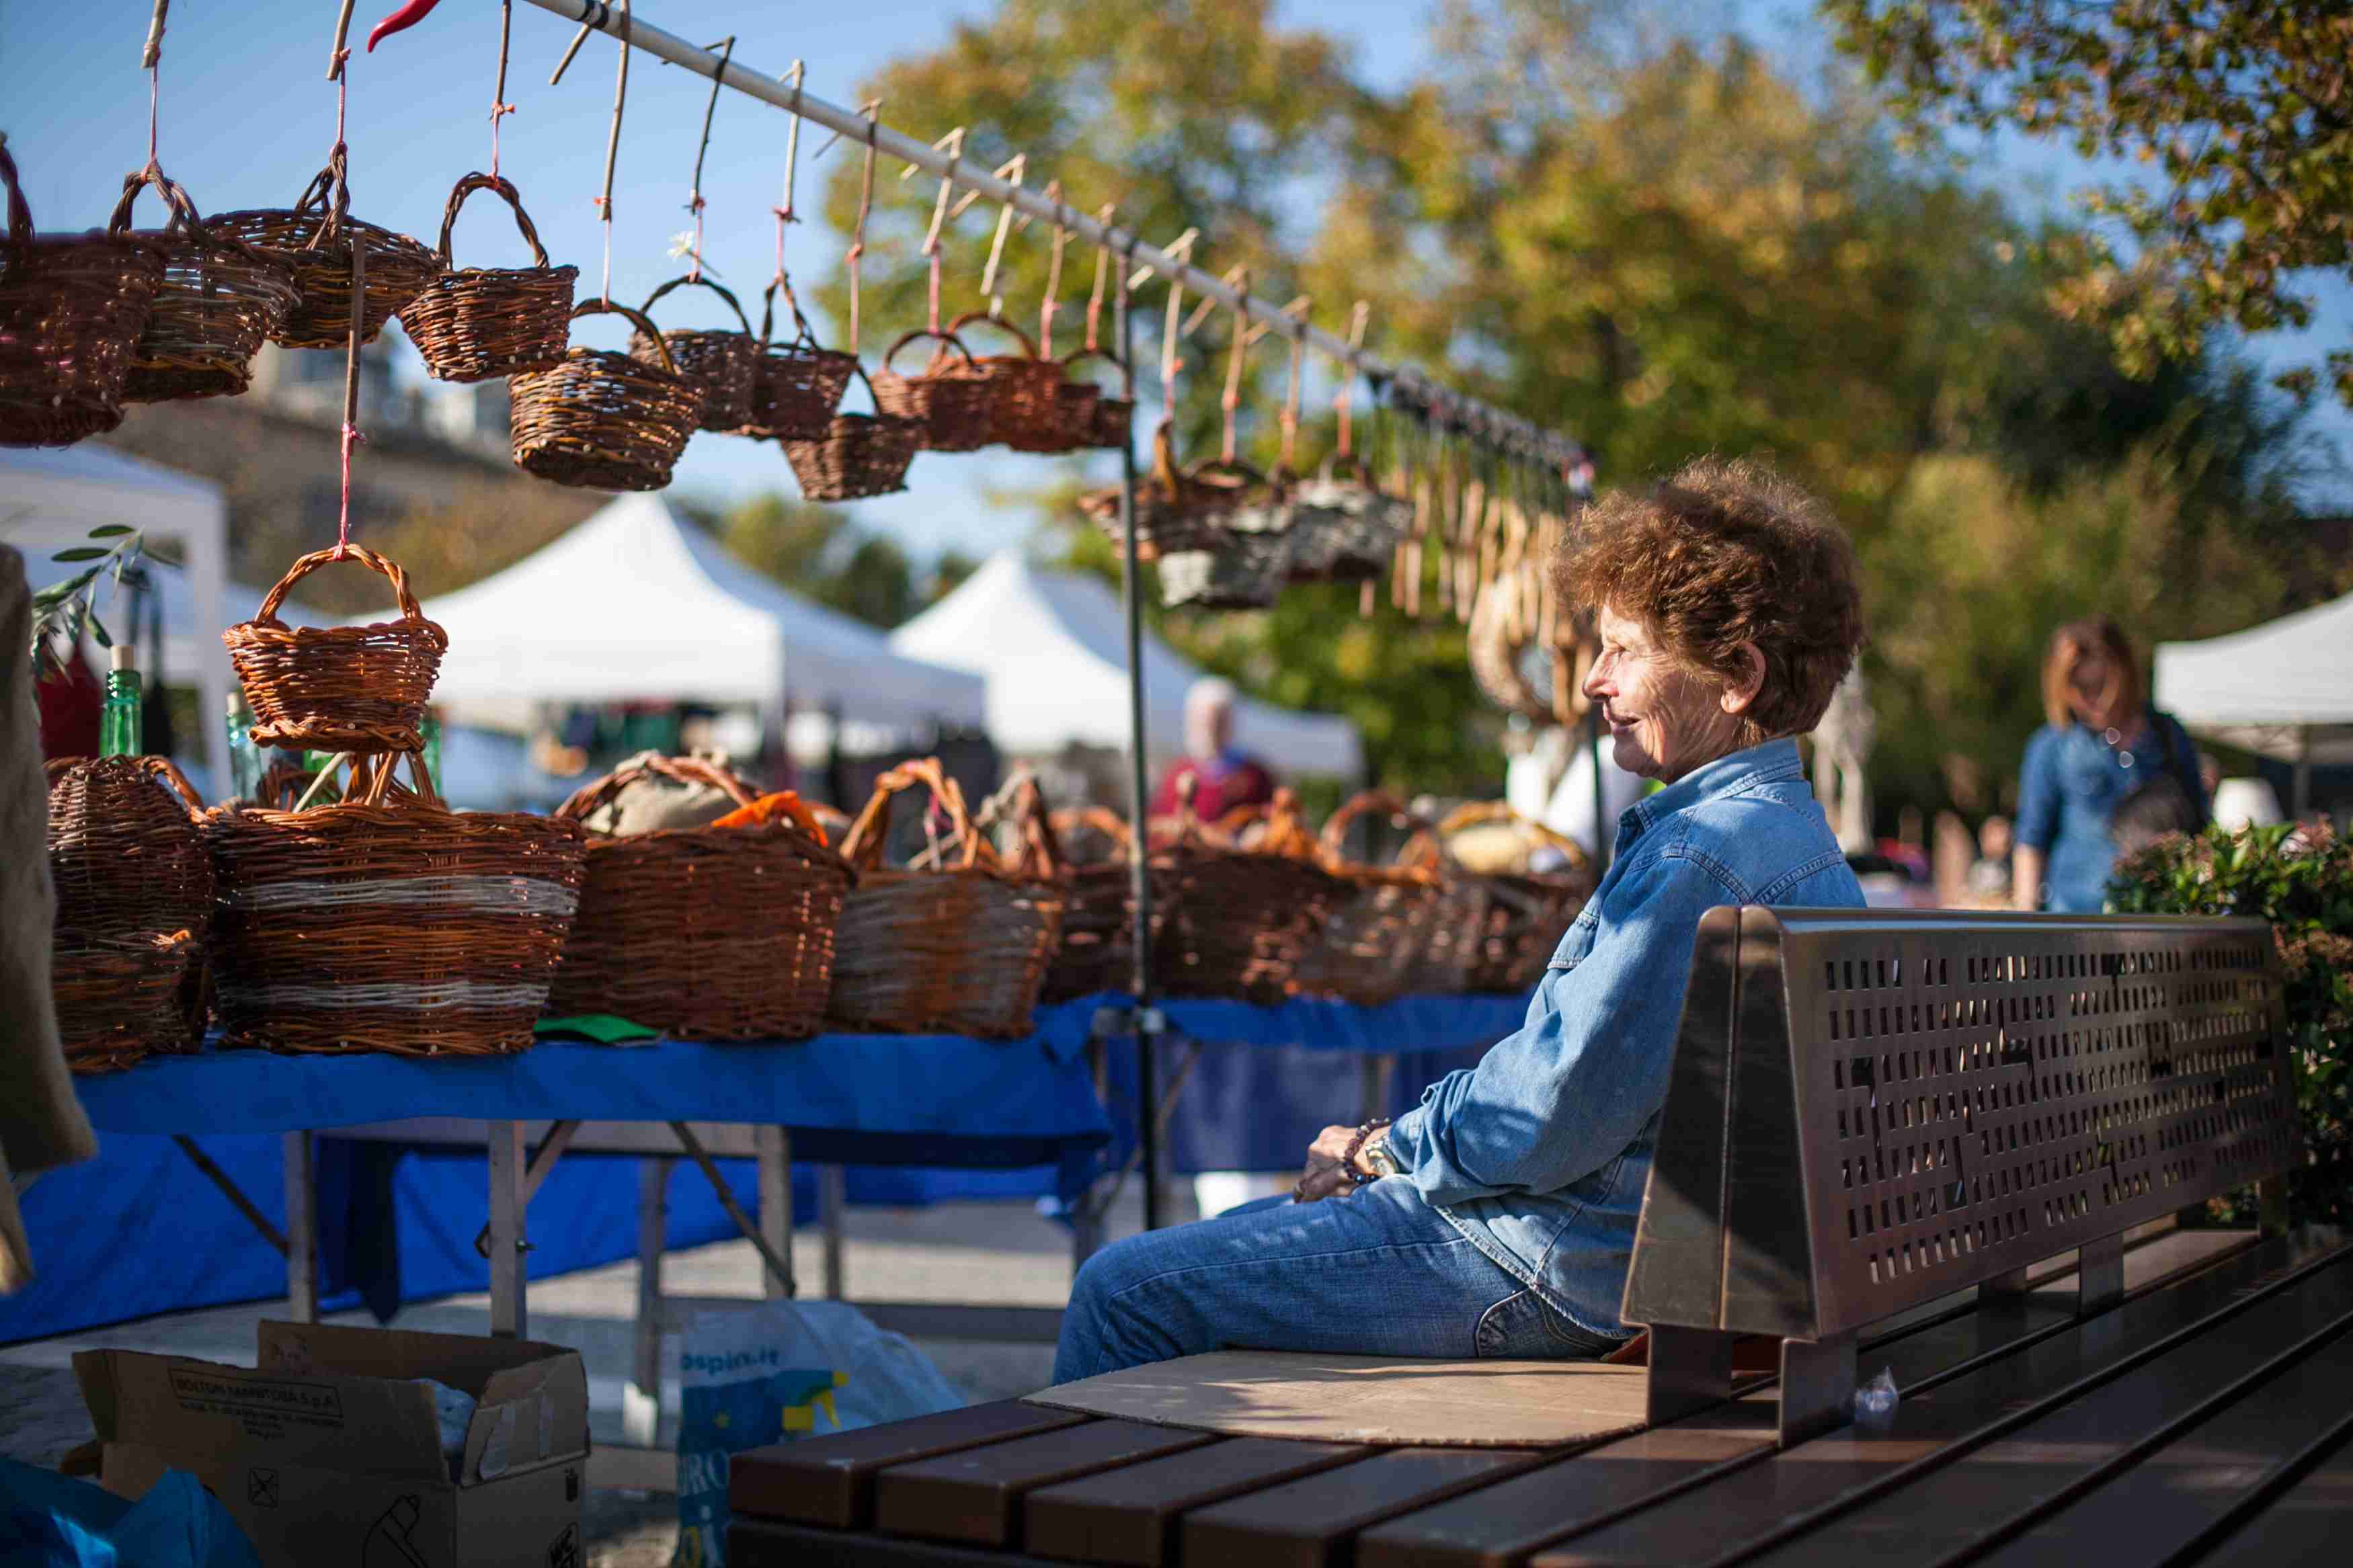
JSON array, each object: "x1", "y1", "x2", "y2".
[{"x1": 72, "y1": 1320, "x2": 588, "y2": 1568}]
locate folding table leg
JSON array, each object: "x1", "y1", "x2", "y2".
[
  {"x1": 820, "y1": 1165, "x2": 846, "y2": 1301},
  {"x1": 625, "y1": 1156, "x2": 672, "y2": 1450},
  {"x1": 755, "y1": 1126, "x2": 794, "y2": 1299},
  {"x1": 486, "y1": 1120, "x2": 528, "y2": 1338},
  {"x1": 283, "y1": 1132, "x2": 316, "y2": 1323}
]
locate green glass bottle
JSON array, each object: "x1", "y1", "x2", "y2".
[{"x1": 99, "y1": 647, "x2": 144, "y2": 757}]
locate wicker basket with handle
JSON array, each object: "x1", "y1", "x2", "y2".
[
  {"x1": 1289, "y1": 792, "x2": 1441, "y2": 1006},
  {"x1": 942, "y1": 311, "x2": 1068, "y2": 453},
  {"x1": 546, "y1": 756, "x2": 855, "y2": 1040},
  {"x1": 1407, "y1": 802, "x2": 1595, "y2": 992},
  {"x1": 206, "y1": 752, "x2": 586, "y2": 1056},
  {"x1": 781, "y1": 364, "x2": 922, "y2": 501},
  {"x1": 871, "y1": 329, "x2": 993, "y2": 453},
  {"x1": 1039, "y1": 806, "x2": 1135, "y2": 1003},
  {"x1": 106, "y1": 163, "x2": 298, "y2": 403},
  {"x1": 0, "y1": 140, "x2": 167, "y2": 447},
  {"x1": 510, "y1": 298, "x2": 703, "y2": 491},
  {"x1": 224, "y1": 546, "x2": 448, "y2": 754},
  {"x1": 401, "y1": 173, "x2": 577, "y2": 383},
  {"x1": 824, "y1": 759, "x2": 1065, "y2": 1038},
  {"x1": 631, "y1": 274, "x2": 761, "y2": 434},
  {"x1": 45, "y1": 755, "x2": 212, "y2": 1072},
  {"x1": 1156, "y1": 788, "x2": 1338, "y2": 1003},
  {"x1": 740, "y1": 280, "x2": 855, "y2": 441},
  {"x1": 211, "y1": 156, "x2": 440, "y2": 349}
]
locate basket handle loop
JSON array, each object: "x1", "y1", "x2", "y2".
[
  {"x1": 572, "y1": 296, "x2": 679, "y2": 376},
  {"x1": 553, "y1": 752, "x2": 762, "y2": 825},
  {"x1": 250, "y1": 544, "x2": 426, "y2": 629},
  {"x1": 42, "y1": 755, "x2": 210, "y2": 821},
  {"x1": 944, "y1": 310, "x2": 1044, "y2": 364},
  {"x1": 1209, "y1": 787, "x2": 1318, "y2": 860},
  {"x1": 1047, "y1": 805, "x2": 1133, "y2": 860},
  {"x1": 107, "y1": 161, "x2": 205, "y2": 238},
  {"x1": 881, "y1": 328, "x2": 976, "y2": 377},
  {"x1": 1, "y1": 140, "x2": 36, "y2": 251},
  {"x1": 1317, "y1": 789, "x2": 1419, "y2": 862},
  {"x1": 758, "y1": 277, "x2": 822, "y2": 350},
  {"x1": 1430, "y1": 800, "x2": 1590, "y2": 871},
  {"x1": 641, "y1": 272, "x2": 754, "y2": 337},
  {"x1": 838, "y1": 756, "x2": 984, "y2": 874},
  {"x1": 438, "y1": 171, "x2": 552, "y2": 269}
]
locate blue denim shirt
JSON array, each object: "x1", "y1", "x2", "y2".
[
  {"x1": 2015, "y1": 714, "x2": 2208, "y2": 913},
  {"x1": 1386, "y1": 737, "x2": 1864, "y2": 1340}
]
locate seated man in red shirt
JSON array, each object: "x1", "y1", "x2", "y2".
[{"x1": 1151, "y1": 677, "x2": 1276, "y2": 823}]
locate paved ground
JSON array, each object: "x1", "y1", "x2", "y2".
[{"x1": 0, "y1": 1186, "x2": 1198, "y2": 1566}]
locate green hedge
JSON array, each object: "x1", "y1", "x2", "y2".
[{"x1": 2108, "y1": 822, "x2": 2352, "y2": 1225}]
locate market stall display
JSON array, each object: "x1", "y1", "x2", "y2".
[
  {"x1": 44, "y1": 755, "x2": 212, "y2": 1073},
  {"x1": 401, "y1": 173, "x2": 576, "y2": 382},
  {"x1": 106, "y1": 165, "x2": 298, "y2": 403},
  {"x1": 0, "y1": 141, "x2": 166, "y2": 448},
  {"x1": 1129, "y1": 790, "x2": 1337, "y2": 1005},
  {"x1": 547, "y1": 755, "x2": 854, "y2": 1040}
]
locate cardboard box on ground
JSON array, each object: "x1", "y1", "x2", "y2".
[{"x1": 69, "y1": 1321, "x2": 588, "y2": 1568}]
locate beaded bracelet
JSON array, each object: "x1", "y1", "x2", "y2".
[{"x1": 1341, "y1": 1117, "x2": 1392, "y2": 1185}]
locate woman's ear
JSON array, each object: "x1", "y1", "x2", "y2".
[{"x1": 1720, "y1": 642, "x2": 1767, "y2": 716}]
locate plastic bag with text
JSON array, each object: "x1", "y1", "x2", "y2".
[{"x1": 671, "y1": 1300, "x2": 966, "y2": 1567}]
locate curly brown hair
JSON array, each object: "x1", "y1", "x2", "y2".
[{"x1": 1558, "y1": 456, "x2": 1864, "y2": 741}]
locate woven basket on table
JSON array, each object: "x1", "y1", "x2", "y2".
[
  {"x1": 0, "y1": 141, "x2": 166, "y2": 447},
  {"x1": 225, "y1": 546, "x2": 448, "y2": 755},
  {"x1": 631, "y1": 274, "x2": 760, "y2": 434},
  {"x1": 511, "y1": 298, "x2": 703, "y2": 491},
  {"x1": 942, "y1": 311, "x2": 1069, "y2": 454},
  {"x1": 782, "y1": 364, "x2": 922, "y2": 501},
  {"x1": 1150, "y1": 788, "x2": 1337, "y2": 1003},
  {"x1": 45, "y1": 756, "x2": 212, "y2": 1073},
  {"x1": 106, "y1": 165, "x2": 298, "y2": 403},
  {"x1": 740, "y1": 281, "x2": 856, "y2": 441},
  {"x1": 206, "y1": 752, "x2": 587, "y2": 1056},
  {"x1": 1288, "y1": 792, "x2": 1441, "y2": 1006},
  {"x1": 546, "y1": 756, "x2": 855, "y2": 1040},
  {"x1": 401, "y1": 173, "x2": 576, "y2": 383},
  {"x1": 1038, "y1": 807, "x2": 1137, "y2": 1003},
  {"x1": 211, "y1": 161, "x2": 440, "y2": 349},
  {"x1": 825, "y1": 759, "x2": 1065, "y2": 1038},
  {"x1": 871, "y1": 329, "x2": 993, "y2": 453},
  {"x1": 1411, "y1": 802, "x2": 1595, "y2": 992}
]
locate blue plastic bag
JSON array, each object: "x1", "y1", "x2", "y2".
[{"x1": 0, "y1": 1456, "x2": 261, "y2": 1568}]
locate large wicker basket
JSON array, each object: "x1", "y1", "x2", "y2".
[
  {"x1": 511, "y1": 298, "x2": 703, "y2": 491},
  {"x1": 825, "y1": 759, "x2": 1065, "y2": 1038},
  {"x1": 632, "y1": 274, "x2": 760, "y2": 434},
  {"x1": 225, "y1": 546, "x2": 448, "y2": 754},
  {"x1": 1411, "y1": 802, "x2": 1594, "y2": 991},
  {"x1": 1150, "y1": 790, "x2": 1337, "y2": 1003},
  {"x1": 45, "y1": 756, "x2": 212, "y2": 1072},
  {"x1": 1039, "y1": 807, "x2": 1134, "y2": 1003},
  {"x1": 546, "y1": 756, "x2": 854, "y2": 1040},
  {"x1": 206, "y1": 753, "x2": 587, "y2": 1056},
  {"x1": 106, "y1": 165, "x2": 298, "y2": 403},
  {"x1": 401, "y1": 173, "x2": 576, "y2": 383},
  {"x1": 943, "y1": 311, "x2": 1068, "y2": 454},
  {"x1": 741, "y1": 281, "x2": 856, "y2": 441},
  {"x1": 781, "y1": 364, "x2": 922, "y2": 501},
  {"x1": 1289, "y1": 792, "x2": 1441, "y2": 1006},
  {"x1": 211, "y1": 159, "x2": 440, "y2": 349},
  {"x1": 0, "y1": 141, "x2": 166, "y2": 447},
  {"x1": 872, "y1": 329, "x2": 993, "y2": 452}
]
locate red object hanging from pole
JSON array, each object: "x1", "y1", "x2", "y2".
[{"x1": 366, "y1": 0, "x2": 443, "y2": 52}]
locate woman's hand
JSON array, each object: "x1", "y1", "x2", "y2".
[{"x1": 1293, "y1": 1124, "x2": 1365, "y2": 1204}]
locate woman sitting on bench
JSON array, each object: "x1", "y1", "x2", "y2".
[{"x1": 1053, "y1": 456, "x2": 1872, "y2": 1382}]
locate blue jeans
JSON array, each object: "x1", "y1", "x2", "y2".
[{"x1": 1051, "y1": 1179, "x2": 1621, "y2": 1384}]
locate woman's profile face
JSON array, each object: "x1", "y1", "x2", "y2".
[
  {"x1": 2067, "y1": 646, "x2": 2118, "y2": 725},
  {"x1": 1585, "y1": 605, "x2": 1748, "y2": 784}
]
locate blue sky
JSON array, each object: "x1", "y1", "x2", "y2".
[{"x1": 5, "y1": 0, "x2": 2344, "y2": 563}]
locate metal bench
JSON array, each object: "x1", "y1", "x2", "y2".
[{"x1": 727, "y1": 909, "x2": 2340, "y2": 1567}]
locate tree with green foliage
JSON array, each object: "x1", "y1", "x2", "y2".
[{"x1": 1823, "y1": 0, "x2": 2353, "y2": 405}]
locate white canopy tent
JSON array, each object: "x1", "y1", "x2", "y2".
[
  {"x1": 890, "y1": 552, "x2": 1363, "y2": 779},
  {"x1": 413, "y1": 493, "x2": 986, "y2": 748},
  {"x1": 2154, "y1": 588, "x2": 2353, "y2": 813},
  {"x1": 1, "y1": 444, "x2": 234, "y2": 794}
]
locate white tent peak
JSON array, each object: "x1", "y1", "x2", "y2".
[
  {"x1": 411, "y1": 491, "x2": 984, "y2": 733},
  {"x1": 2154, "y1": 587, "x2": 2353, "y2": 767},
  {"x1": 890, "y1": 551, "x2": 1363, "y2": 778}
]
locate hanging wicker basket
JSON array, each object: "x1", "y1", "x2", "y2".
[
  {"x1": 546, "y1": 756, "x2": 855, "y2": 1040},
  {"x1": 1159, "y1": 524, "x2": 1296, "y2": 611},
  {"x1": 1062, "y1": 347, "x2": 1132, "y2": 450},
  {"x1": 631, "y1": 274, "x2": 760, "y2": 434},
  {"x1": 781, "y1": 362, "x2": 922, "y2": 501},
  {"x1": 1080, "y1": 422, "x2": 1277, "y2": 559},
  {"x1": 212, "y1": 161, "x2": 440, "y2": 349},
  {"x1": 45, "y1": 756, "x2": 212, "y2": 1073},
  {"x1": 942, "y1": 311, "x2": 1068, "y2": 453},
  {"x1": 1285, "y1": 455, "x2": 1412, "y2": 583},
  {"x1": 871, "y1": 328, "x2": 992, "y2": 452},
  {"x1": 740, "y1": 280, "x2": 855, "y2": 440},
  {"x1": 224, "y1": 546, "x2": 448, "y2": 754},
  {"x1": 824, "y1": 758, "x2": 1065, "y2": 1038},
  {"x1": 511, "y1": 297, "x2": 703, "y2": 491},
  {"x1": 1289, "y1": 792, "x2": 1441, "y2": 1006},
  {"x1": 0, "y1": 141, "x2": 167, "y2": 447},
  {"x1": 401, "y1": 173, "x2": 576, "y2": 383},
  {"x1": 206, "y1": 752, "x2": 586, "y2": 1056},
  {"x1": 106, "y1": 165, "x2": 298, "y2": 403}
]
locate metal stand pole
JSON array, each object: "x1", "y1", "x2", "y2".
[
  {"x1": 624, "y1": 1156, "x2": 671, "y2": 1450},
  {"x1": 282, "y1": 1132, "x2": 316, "y2": 1323},
  {"x1": 820, "y1": 1165, "x2": 846, "y2": 1300},
  {"x1": 754, "y1": 1126, "x2": 795, "y2": 1298},
  {"x1": 486, "y1": 1120, "x2": 528, "y2": 1338},
  {"x1": 1117, "y1": 249, "x2": 1163, "y2": 1235}
]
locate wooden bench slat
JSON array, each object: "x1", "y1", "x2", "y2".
[
  {"x1": 730, "y1": 1400, "x2": 1092, "y2": 1528},
  {"x1": 2186, "y1": 1419, "x2": 2353, "y2": 1567},
  {"x1": 729, "y1": 1518, "x2": 1068, "y2": 1568},
  {"x1": 1178, "y1": 1447, "x2": 1552, "y2": 1568},
  {"x1": 1528, "y1": 1243, "x2": 2353, "y2": 1567},
  {"x1": 1023, "y1": 1438, "x2": 1369, "y2": 1567},
  {"x1": 1966, "y1": 1329, "x2": 2353, "y2": 1567},
  {"x1": 876, "y1": 1420, "x2": 1218, "y2": 1548},
  {"x1": 1351, "y1": 1225, "x2": 2266, "y2": 1568}
]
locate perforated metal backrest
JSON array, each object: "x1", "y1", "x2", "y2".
[{"x1": 1622, "y1": 907, "x2": 2299, "y2": 1342}]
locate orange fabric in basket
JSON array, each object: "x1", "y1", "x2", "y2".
[{"x1": 710, "y1": 790, "x2": 828, "y2": 845}]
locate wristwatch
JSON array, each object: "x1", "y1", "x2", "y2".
[{"x1": 1357, "y1": 1132, "x2": 1403, "y2": 1180}]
